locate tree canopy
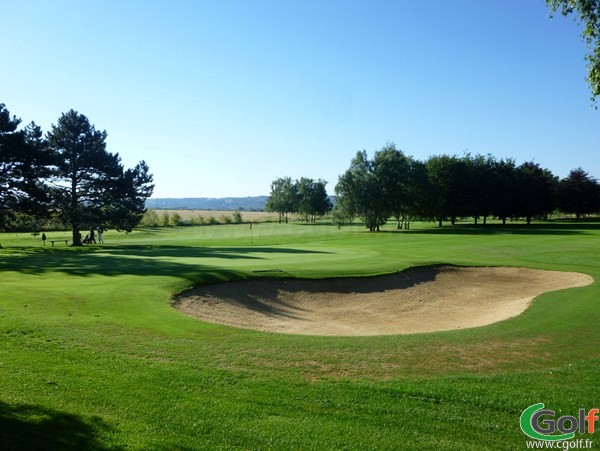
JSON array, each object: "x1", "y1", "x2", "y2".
[
  {"x1": 0, "y1": 104, "x2": 154, "y2": 242},
  {"x1": 266, "y1": 176, "x2": 331, "y2": 223},
  {"x1": 46, "y1": 110, "x2": 154, "y2": 245},
  {"x1": 265, "y1": 176, "x2": 298, "y2": 223},
  {"x1": 372, "y1": 144, "x2": 411, "y2": 229},
  {"x1": 333, "y1": 146, "x2": 596, "y2": 230},
  {"x1": 0, "y1": 104, "x2": 27, "y2": 227},
  {"x1": 0, "y1": 104, "x2": 51, "y2": 228},
  {"x1": 556, "y1": 168, "x2": 600, "y2": 218},
  {"x1": 334, "y1": 150, "x2": 388, "y2": 231},
  {"x1": 514, "y1": 162, "x2": 558, "y2": 225},
  {"x1": 547, "y1": 0, "x2": 600, "y2": 102},
  {"x1": 296, "y1": 178, "x2": 331, "y2": 223}
]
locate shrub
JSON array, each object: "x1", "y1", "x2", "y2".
[
  {"x1": 140, "y1": 210, "x2": 160, "y2": 227},
  {"x1": 190, "y1": 216, "x2": 205, "y2": 225},
  {"x1": 232, "y1": 210, "x2": 243, "y2": 223},
  {"x1": 169, "y1": 213, "x2": 182, "y2": 226}
]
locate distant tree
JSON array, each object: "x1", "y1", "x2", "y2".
[
  {"x1": 46, "y1": 110, "x2": 154, "y2": 245},
  {"x1": 335, "y1": 150, "x2": 388, "y2": 231},
  {"x1": 465, "y1": 153, "x2": 501, "y2": 225},
  {"x1": 332, "y1": 142, "x2": 597, "y2": 230},
  {"x1": 490, "y1": 158, "x2": 518, "y2": 225},
  {"x1": 547, "y1": 0, "x2": 600, "y2": 103},
  {"x1": 0, "y1": 104, "x2": 51, "y2": 229},
  {"x1": 403, "y1": 158, "x2": 432, "y2": 228},
  {"x1": 372, "y1": 144, "x2": 411, "y2": 229},
  {"x1": 265, "y1": 176, "x2": 298, "y2": 223},
  {"x1": 426, "y1": 155, "x2": 469, "y2": 226},
  {"x1": 331, "y1": 194, "x2": 355, "y2": 228},
  {"x1": 296, "y1": 177, "x2": 314, "y2": 222},
  {"x1": 296, "y1": 177, "x2": 331, "y2": 222},
  {"x1": 514, "y1": 162, "x2": 558, "y2": 224},
  {"x1": 556, "y1": 168, "x2": 600, "y2": 219}
]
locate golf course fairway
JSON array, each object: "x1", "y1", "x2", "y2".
[{"x1": 1, "y1": 220, "x2": 599, "y2": 449}]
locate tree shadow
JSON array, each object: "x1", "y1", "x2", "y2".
[
  {"x1": 0, "y1": 401, "x2": 116, "y2": 450},
  {"x1": 0, "y1": 245, "x2": 331, "y2": 283},
  {"x1": 176, "y1": 283, "x2": 310, "y2": 320},
  {"x1": 294, "y1": 222, "x2": 345, "y2": 227},
  {"x1": 175, "y1": 264, "x2": 444, "y2": 318},
  {"x1": 387, "y1": 222, "x2": 598, "y2": 236},
  {"x1": 245, "y1": 264, "x2": 442, "y2": 295},
  {"x1": 104, "y1": 245, "x2": 331, "y2": 259}
]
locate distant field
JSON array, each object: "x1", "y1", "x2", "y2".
[{"x1": 149, "y1": 209, "x2": 279, "y2": 222}]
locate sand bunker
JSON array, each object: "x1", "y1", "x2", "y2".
[{"x1": 174, "y1": 266, "x2": 593, "y2": 336}]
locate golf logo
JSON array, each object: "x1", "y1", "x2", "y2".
[{"x1": 520, "y1": 403, "x2": 598, "y2": 443}]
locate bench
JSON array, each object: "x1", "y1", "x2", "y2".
[{"x1": 50, "y1": 240, "x2": 69, "y2": 247}]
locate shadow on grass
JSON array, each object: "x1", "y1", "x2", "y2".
[
  {"x1": 106, "y1": 245, "x2": 330, "y2": 258},
  {"x1": 390, "y1": 222, "x2": 599, "y2": 236},
  {"x1": 292, "y1": 221, "x2": 341, "y2": 226},
  {"x1": 0, "y1": 245, "x2": 331, "y2": 283},
  {"x1": 0, "y1": 401, "x2": 116, "y2": 451}
]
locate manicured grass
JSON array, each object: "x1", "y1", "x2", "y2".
[{"x1": 1, "y1": 221, "x2": 599, "y2": 449}]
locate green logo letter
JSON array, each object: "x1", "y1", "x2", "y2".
[{"x1": 520, "y1": 403, "x2": 576, "y2": 441}]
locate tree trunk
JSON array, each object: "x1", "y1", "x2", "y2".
[
  {"x1": 474, "y1": 216, "x2": 478, "y2": 225},
  {"x1": 438, "y1": 218, "x2": 442, "y2": 227},
  {"x1": 72, "y1": 223, "x2": 82, "y2": 246},
  {"x1": 483, "y1": 215, "x2": 487, "y2": 225},
  {"x1": 526, "y1": 216, "x2": 531, "y2": 225},
  {"x1": 70, "y1": 172, "x2": 82, "y2": 245}
]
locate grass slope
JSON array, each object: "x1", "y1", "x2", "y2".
[{"x1": 1, "y1": 221, "x2": 599, "y2": 449}]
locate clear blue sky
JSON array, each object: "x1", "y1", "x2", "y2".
[{"x1": 2, "y1": 0, "x2": 598, "y2": 198}]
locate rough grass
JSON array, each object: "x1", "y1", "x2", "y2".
[{"x1": 1, "y1": 220, "x2": 599, "y2": 449}]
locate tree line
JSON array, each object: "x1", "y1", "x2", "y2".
[
  {"x1": 265, "y1": 177, "x2": 332, "y2": 223},
  {"x1": 0, "y1": 103, "x2": 154, "y2": 245},
  {"x1": 332, "y1": 144, "x2": 599, "y2": 231}
]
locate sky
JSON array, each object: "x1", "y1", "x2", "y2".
[{"x1": 1, "y1": 0, "x2": 598, "y2": 198}]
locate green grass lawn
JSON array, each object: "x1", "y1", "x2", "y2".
[{"x1": 1, "y1": 220, "x2": 599, "y2": 449}]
